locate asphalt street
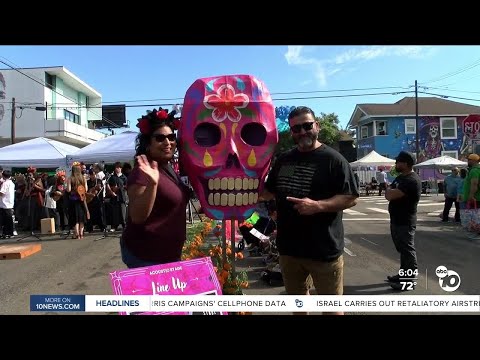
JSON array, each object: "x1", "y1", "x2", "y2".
[
  {"x1": 242, "y1": 194, "x2": 480, "y2": 314},
  {"x1": 0, "y1": 194, "x2": 478, "y2": 315}
]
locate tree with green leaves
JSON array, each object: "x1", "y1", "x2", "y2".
[
  {"x1": 316, "y1": 112, "x2": 341, "y2": 146},
  {"x1": 273, "y1": 112, "x2": 341, "y2": 156},
  {"x1": 275, "y1": 130, "x2": 295, "y2": 155}
]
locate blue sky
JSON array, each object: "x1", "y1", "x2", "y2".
[{"x1": 2, "y1": 45, "x2": 480, "y2": 132}]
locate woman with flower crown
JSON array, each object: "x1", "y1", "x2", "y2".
[{"x1": 120, "y1": 108, "x2": 189, "y2": 268}]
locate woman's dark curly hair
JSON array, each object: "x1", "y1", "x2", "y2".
[{"x1": 135, "y1": 107, "x2": 181, "y2": 158}]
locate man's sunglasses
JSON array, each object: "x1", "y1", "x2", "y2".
[
  {"x1": 290, "y1": 122, "x2": 315, "y2": 134},
  {"x1": 152, "y1": 133, "x2": 176, "y2": 143}
]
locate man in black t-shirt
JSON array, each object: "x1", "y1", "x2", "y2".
[
  {"x1": 261, "y1": 106, "x2": 359, "y2": 315},
  {"x1": 385, "y1": 151, "x2": 422, "y2": 291}
]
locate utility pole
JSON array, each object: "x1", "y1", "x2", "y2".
[
  {"x1": 44, "y1": 101, "x2": 48, "y2": 136},
  {"x1": 11, "y1": 97, "x2": 15, "y2": 144},
  {"x1": 415, "y1": 80, "x2": 419, "y2": 163}
]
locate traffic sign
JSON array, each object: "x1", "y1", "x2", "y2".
[{"x1": 463, "y1": 114, "x2": 480, "y2": 138}]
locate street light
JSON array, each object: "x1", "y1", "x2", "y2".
[{"x1": 11, "y1": 97, "x2": 48, "y2": 144}]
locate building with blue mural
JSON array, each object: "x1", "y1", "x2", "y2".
[{"x1": 347, "y1": 97, "x2": 480, "y2": 163}]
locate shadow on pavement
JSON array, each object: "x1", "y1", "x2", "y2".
[{"x1": 344, "y1": 282, "x2": 397, "y2": 295}]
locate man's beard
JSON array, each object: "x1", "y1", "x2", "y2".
[{"x1": 294, "y1": 133, "x2": 317, "y2": 150}]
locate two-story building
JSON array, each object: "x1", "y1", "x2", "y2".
[
  {"x1": 347, "y1": 96, "x2": 480, "y2": 163},
  {"x1": 0, "y1": 66, "x2": 106, "y2": 147}
]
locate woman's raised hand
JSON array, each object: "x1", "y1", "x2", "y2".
[{"x1": 136, "y1": 155, "x2": 159, "y2": 185}]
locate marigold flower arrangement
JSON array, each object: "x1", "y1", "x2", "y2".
[{"x1": 182, "y1": 218, "x2": 248, "y2": 296}]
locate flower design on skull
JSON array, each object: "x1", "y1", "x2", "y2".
[{"x1": 204, "y1": 84, "x2": 249, "y2": 123}]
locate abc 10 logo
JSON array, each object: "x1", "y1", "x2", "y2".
[{"x1": 435, "y1": 266, "x2": 461, "y2": 292}]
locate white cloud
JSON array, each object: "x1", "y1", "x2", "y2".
[
  {"x1": 300, "y1": 79, "x2": 313, "y2": 86},
  {"x1": 284, "y1": 46, "x2": 436, "y2": 86},
  {"x1": 284, "y1": 46, "x2": 327, "y2": 86}
]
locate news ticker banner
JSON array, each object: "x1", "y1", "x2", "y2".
[{"x1": 30, "y1": 295, "x2": 480, "y2": 313}]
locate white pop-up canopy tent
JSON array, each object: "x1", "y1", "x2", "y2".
[
  {"x1": 67, "y1": 131, "x2": 138, "y2": 164},
  {"x1": 414, "y1": 155, "x2": 467, "y2": 169},
  {"x1": 0, "y1": 137, "x2": 80, "y2": 168},
  {"x1": 414, "y1": 155, "x2": 467, "y2": 194},
  {"x1": 349, "y1": 150, "x2": 396, "y2": 168}
]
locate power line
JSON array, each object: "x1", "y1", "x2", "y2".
[
  {"x1": 420, "y1": 85, "x2": 480, "y2": 95},
  {"x1": 417, "y1": 91, "x2": 480, "y2": 103},
  {"x1": 419, "y1": 57, "x2": 480, "y2": 85},
  {"x1": 272, "y1": 90, "x2": 413, "y2": 101},
  {"x1": 0, "y1": 59, "x2": 121, "y2": 129},
  {"x1": 96, "y1": 86, "x2": 411, "y2": 104},
  {"x1": 0, "y1": 90, "x2": 415, "y2": 109}
]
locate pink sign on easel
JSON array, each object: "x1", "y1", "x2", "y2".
[{"x1": 109, "y1": 257, "x2": 226, "y2": 315}]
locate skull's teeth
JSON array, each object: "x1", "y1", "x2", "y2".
[
  {"x1": 207, "y1": 192, "x2": 259, "y2": 206},
  {"x1": 208, "y1": 177, "x2": 259, "y2": 191}
]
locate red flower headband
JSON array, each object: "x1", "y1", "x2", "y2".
[
  {"x1": 27, "y1": 166, "x2": 36, "y2": 174},
  {"x1": 136, "y1": 107, "x2": 181, "y2": 135}
]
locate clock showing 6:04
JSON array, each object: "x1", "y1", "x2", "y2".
[{"x1": 399, "y1": 269, "x2": 418, "y2": 277}]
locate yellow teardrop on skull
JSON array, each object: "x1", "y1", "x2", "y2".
[
  {"x1": 248, "y1": 149, "x2": 256, "y2": 167},
  {"x1": 219, "y1": 123, "x2": 227, "y2": 137},
  {"x1": 203, "y1": 150, "x2": 213, "y2": 167}
]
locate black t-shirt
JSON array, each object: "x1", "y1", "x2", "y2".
[
  {"x1": 265, "y1": 145, "x2": 359, "y2": 261},
  {"x1": 388, "y1": 172, "x2": 422, "y2": 225}
]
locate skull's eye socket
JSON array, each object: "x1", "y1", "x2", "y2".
[
  {"x1": 194, "y1": 123, "x2": 221, "y2": 147},
  {"x1": 241, "y1": 123, "x2": 267, "y2": 146}
]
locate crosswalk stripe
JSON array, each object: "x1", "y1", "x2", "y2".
[
  {"x1": 366, "y1": 207, "x2": 389, "y2": 214},
  {"x1": 344, "y1": 218, "x2": 390, "y2": 221},
  {"x1": 427, "y1": 210, "x2": 456, "y2": 216},
  {"x1": 417, "y1": 203, "x2": 445, "y2": 207},
  {"x1": 344, "y1": 209, "x2": 368, "y2": 216},
  {"x1": 360, "y1": 199, "x2": 435, "y2": 204},
  {"x1": 344, "y1": 247, "x2": 356, "y2": 256},
  {"x1": 344, "y1": 218, "x2": 428, "y2": 222}
]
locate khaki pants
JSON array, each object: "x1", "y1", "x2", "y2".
[{"x1": 279, "y1": 255, "x2": 344, "y2": 295}]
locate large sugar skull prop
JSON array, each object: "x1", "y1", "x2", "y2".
[{"x1": 179, "y1": 75, "x2": 278, "y2": 220}]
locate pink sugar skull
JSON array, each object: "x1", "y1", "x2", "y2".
[{"x1": 179, "y1": 75, "x2": 278, "y2": 220}]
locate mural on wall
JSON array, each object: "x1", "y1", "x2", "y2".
[
  {"x1": 357, "y1": 137, "x2": 374, "y2": 158},
  {"x1": 0, "y1": 72, "x2": 5, "y2": 126},
  {"x1": 394, "y1": 117, "x2": 467, "y2": 162}
]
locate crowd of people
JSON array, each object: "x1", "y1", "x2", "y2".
[
  {"x1": 0, "y1": 161, "x2": 132, "y2": 239},
  {"x1": 448, "y1": 153, "x2": 480, "y2": 238}
]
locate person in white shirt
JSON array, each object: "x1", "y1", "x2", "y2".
[
  {"x1": 377, "y1": 168, "x2": 389, "y2": 196},
  {"x1": 0, "y1": 170, "x2": 15, "y2": 238},
  {"x1": 93, "y1": 163, "x2": 106, "y2": 197},
  {"x1": 44, "y1": 176, "x2": 60, "y2": 232}
]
